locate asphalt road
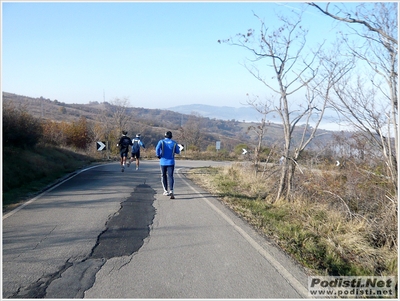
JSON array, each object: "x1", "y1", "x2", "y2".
[{"x1": 3, "y1": 160, "x2": 309, "y2": 298}]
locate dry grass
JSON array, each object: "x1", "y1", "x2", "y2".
[{"x1": 185, "y1": 162, "x2": 398, "y2": 277}]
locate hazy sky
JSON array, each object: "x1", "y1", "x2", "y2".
[{"x1": 2, "y1": 1, "x2": 353, "y2": 110}]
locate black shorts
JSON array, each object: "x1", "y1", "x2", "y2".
[
  {"x1": 120, "y1": 148, "x2": 129, "y2": 158},
  {"x1": 131, "y1": 151, "x2": 140, "y2": 159}
]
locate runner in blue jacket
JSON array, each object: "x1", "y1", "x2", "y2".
[
  {"x1": 128, "y1": 133, "x2": 146, "y2": 170},
  {"x1": 155, "y1": 131, "x2": 180, "y2": 199}
]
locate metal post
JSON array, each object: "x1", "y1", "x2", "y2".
[{"x1": 107, "y1": 141, "x2": 110, "y2": 160}]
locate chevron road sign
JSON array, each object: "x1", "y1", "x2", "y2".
[{"x1": 97, "y1": 141, "x2": 107, "y2": 151}]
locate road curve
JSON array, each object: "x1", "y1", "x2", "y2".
[{"x1": 2, "y1": 160, "x2": 309, "y2": 298}]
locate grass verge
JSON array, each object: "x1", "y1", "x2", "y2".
[
  {"x1": 185, "y1": 164, "x2": 397, "y2": 277},
  {"x1": 3, "y1": 143, "x2": 96, "y2": 211}
]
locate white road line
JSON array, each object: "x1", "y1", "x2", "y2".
[
  {"x1": 176, "y1": 168, "x2": 309, "y2": 298},
  {"x1": 3, "y1": 165, "x2": 102, "y2": 220}
]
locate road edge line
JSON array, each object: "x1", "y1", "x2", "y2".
[
  {"x1": 177, "y1": 169, "x2": 309, "y2": 298},
  {"x1": 3, "y1": 165, "x2": 105, "y2": 220}
]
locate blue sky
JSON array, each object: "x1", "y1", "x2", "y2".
[{"x1": 2, "y1": 1, "x2": 353, "y2": 110}]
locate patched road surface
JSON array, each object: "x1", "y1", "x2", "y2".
[{"x1": 3, "y1": 160, "x2": 308, "y2": 298}]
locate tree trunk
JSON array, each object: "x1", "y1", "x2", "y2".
[
  {"x1": 286, "y1": 160, "x2": 296, "y2": 200},
  {"x1": 276, "y1": 162, "x2": 288, "y2": 202}
]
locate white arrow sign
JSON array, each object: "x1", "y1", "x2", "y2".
[
  {"x1": 242, "y1": 148, "x2": 247, "y2": 155},
  {"x1": 97, "y1": 141, "x2": 106, "y2": 151},
  {"x1": 178, "y1": 144, "x2": 184, "y2": 151}
]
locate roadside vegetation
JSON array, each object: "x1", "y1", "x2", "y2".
[
  {"x1": 2, "y1": 102, "x2": 95, "y2": 210},
  {"x1": 3, "y1": 145, "x2": 94, "y2": 210},
  {"x1": 212, "y1": 1, "x2": 398, "y2": 279},
  {"x1": 185, "y1": 162, "x2": 397, "y2": 277}
]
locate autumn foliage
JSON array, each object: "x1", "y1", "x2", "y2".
[
  {"x1": 3, "y1": 103, "x2": 93, "y2": 151},
  {"x1": 41, "y1": 117, "x2": 93, "y2": 149}
]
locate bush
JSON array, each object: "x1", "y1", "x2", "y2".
[
  {"x1": 41, "y1": 117, "x2": 94, "y2": 150},
  {"x1": 234, "y1": 143, "x2": 248, "y2": 155},
  {"x1": 41, "y1": 120, "x2": 66, "y2": 146},
  {"x1": 63, "y1": 116, "x2": 93, "y2": 149},
  {"x1": 3, "y1": 102, "x2": 43, "y2": 148}
]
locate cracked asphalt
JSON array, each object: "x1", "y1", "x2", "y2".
[
  {"x1": 3, "y1": 160, "x2": 309, "y2": 298},
  {"x1": 3, "y1": 163, "x2": 157, "y2": 298},
  {"x1": 45, "y1": 184, "x2": 155, "y2": 299}
]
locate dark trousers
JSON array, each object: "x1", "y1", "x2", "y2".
[{"x1": 160, "y1": 165, "x2": 175, "y2": 192}]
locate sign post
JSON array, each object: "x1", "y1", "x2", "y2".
[
  {"x1": 216, "y1": 141, "x2": 221, "y2": 152},
  {"x1": 107, "y1": 141, "x2": 110, "y2": 160}
]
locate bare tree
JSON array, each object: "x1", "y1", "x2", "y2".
[
  {"x1": 109, "y1": 97, "x2": 131, "y2": 135},
  {"x1": 221, "y1": 11, "x2": 332, "y2": 202},
  {"x1": 179, "y1": 112, "x2": 205, "y2": 151},
  {"x1": 245, "y1": 96, "x2": 270, "y2": 169},
  {"x1": 308, "y1": 2, "x2": 398, "y2": 193},
  {"x1": 92, "y1": 97, "x2": 131, "y2": 156}
]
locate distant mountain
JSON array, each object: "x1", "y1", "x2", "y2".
[
  {"x1": 167, "y1": 104, "x2": 278, "y2": 123},
  {"x1": 167, "y1": 103, "x2": 348, "y2": 131}
]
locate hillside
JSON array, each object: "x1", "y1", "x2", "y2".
[
  {"x1": 2, "y1": 91, "x2": 339, "y2": 151},
  {"x1": 167, "y1": 104, "x2": 272, "y2": 123}
]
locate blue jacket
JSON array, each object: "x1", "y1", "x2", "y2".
[
  {"x1": 131, "y1": 138, "x2": 145, "y2": 152},
  {"x1": 156, "y1": 138, "x2": 180, "y2": 166}
]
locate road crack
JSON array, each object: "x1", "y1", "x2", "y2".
[
  {"x1": 32, "y1": 225, "x2": 57, "y2": 250},
  {"x1": 7, "y1": 184, "x2": 156, "y2": 299}
]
